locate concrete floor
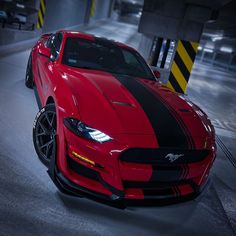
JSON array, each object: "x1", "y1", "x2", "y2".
[{"x1": 0, "y1": 21, "x2": 236, "y2": 236}]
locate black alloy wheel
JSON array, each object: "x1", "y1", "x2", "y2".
[
  {"x1": 33, "y1": 104, "x2": 57, "y2": 167},
  {"x1": 25, "y1": 53, "x2": 34, "y2": 88}
]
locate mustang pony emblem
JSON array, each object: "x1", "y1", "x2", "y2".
[{"x1": 165, "y1": 153, "x2": 184, "y2": 162}]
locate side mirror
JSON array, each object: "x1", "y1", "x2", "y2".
[
  {"x1": 38, "y1": 46, "x2": 51, "y2": 58},
  {"x1": 153, "y1": 69, "x2": 161, "y2": 79}
]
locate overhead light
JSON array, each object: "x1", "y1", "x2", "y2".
[
  {"x1": 16, "y1": 3, "x2": 25, "y2": 8},
  {"x1": 198, "y1": 46, "x2": 202, "y2": 51},
  {"x1": 212, "y1": 36, "x2": 223, "y2": 42},
  {"x1": 203, "y1": 48, "x2": 214, "y2": 53},
  {"x1": 220, "y1": 46, "x2": 233, "y2": 53}
]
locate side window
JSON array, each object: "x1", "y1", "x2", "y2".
[
  {"x1": 122, "y1": 49, "x2": 153, "y2": 77},
  {"x1": 122, "y1": 50, "x2": 140, "y2": 68},
  {"x1": 46, "y1": 33, "x2": 63, "y2": 60}
]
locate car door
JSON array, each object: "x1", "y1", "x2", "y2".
[{"x1": 37, "y1": 33, "x2": 63, "y2": 105}]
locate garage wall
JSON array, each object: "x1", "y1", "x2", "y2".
[{"x1": 42, "y1": 0, "x2": 87, "y2": 33}]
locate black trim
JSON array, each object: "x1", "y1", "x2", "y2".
[
  {"x1": 114, "y1": 75, "x2": 188, "y2": 148},
  {"x1": 151, "y1": 165, "x2": 183, "y2": 182},
  {"x1": 123, "y1": 179, "x2": 192, "y2": 189},
  {"x1": 67, "y1": 155, "x2": 124, "y2": 198},
  {"x1": 67, "y1": 156, "x2": 100, "y2": 181},
  {"x1": 120, "y1": 148, "x2": 209, "y2": 164},
  {"x1": 99, "y1": 178, "x2": 124, "y2": 198},
  {"x1": 33, "y1": 86, "x2": 42, "y2": 109},
  {"x1": 143, "y1": 188, "x2": 176, "y2": 198},
  {"x1": 38, "y1": 52, "x2": 50, "y2": 59},
  {"x1": 55, "y1": 169, "x2": 112, "y2": 200}
]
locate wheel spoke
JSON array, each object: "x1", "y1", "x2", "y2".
[
  {"x1": 50, "y1": 112, "x2": 55, "y2": 127},
  {"x1": 45, "y1": 143, "x2": 50, "y2": 157},
  {"x1": 39, "y1": 139, "x2": 54, "y2": 150},
  {"x1": 45, "y1": 112, "x2": 51, "y2": 127},
  {"x1": 45, "y1": 140, "x2": 53, "y2": 158},
  {"x1": 36, "y1": 131, "x2": 47, "y2": 137},
  {"x1": 38, "y1": 120, "x2": 50, "y2": 135},
  {"x1": 35, "y1": 107, "x2": 57, "y2": 162}
]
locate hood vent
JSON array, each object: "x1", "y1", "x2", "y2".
[
  {"x1": 111, "y1": 100, "x2": 134, "y2": 107},
  {"x1": 179, "y1": 108, "x2": 191, "y2": 113}
]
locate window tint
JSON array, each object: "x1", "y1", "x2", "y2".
[
  {"x1": 46, "y1": 33, "x2": 63, "y2": 60},
  {"x1": 62, "y1": 37, "x2": 154, "y2": 80},
  {"x1": 122, "y1": 50, "x2": 146, "y2": 73}
]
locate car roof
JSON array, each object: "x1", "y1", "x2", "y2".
[{"x1": 57, "y1": 30, "x2": 135, "y2": 51}]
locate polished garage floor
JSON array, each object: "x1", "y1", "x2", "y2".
[{"x1": 0, "y1": 21, "x2": 236, "y2": 236}]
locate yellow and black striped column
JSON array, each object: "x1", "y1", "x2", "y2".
[
  {"x1": 37, "y1": 0, "x2": 46, "y2": 29},
  {"x1": 90, "y1": 0, "x2": 96, "y2": 17},
  {"x1": 166, "y1": 40, "x2": 199, "y2": 93}
]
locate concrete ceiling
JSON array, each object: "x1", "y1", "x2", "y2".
[
  {"x1": 185, "y1": 0, "x2": 232, "y2": 9},
  {"x1": 201, "y1": 0, "x2": 236, "y2": 53}
]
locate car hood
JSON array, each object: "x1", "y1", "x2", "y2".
[{"x1": 59, "y1": 66, "x2": 213, "y2": 148}]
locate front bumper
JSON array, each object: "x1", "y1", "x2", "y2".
[{"x1": 54, "y1": 127, "x2": 216, "y2": 203}]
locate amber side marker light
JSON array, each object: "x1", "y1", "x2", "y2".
[
  {"x1": 72, "y1": 151, "x2": 95, "y2": 166},
  {"x1": 71, "y1": 151, "x2": 104, "y2": 169}
]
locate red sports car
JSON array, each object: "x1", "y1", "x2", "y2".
[{"x1": 26, "y1": 30, "x2": 216, "y2": 203}]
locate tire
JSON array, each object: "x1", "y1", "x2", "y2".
[
  {"x1": 33, "y1": 104, "x2": 57, "y2": 167},
  {"x1": 25, "y1": 53, "x2": 34, "y2": 88}
]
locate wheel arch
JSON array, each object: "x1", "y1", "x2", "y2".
[{"x1": 46, "y1": 96, "x2": 55, "y2": 105}]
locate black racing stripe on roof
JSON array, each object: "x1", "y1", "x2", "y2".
[
  {"x1": 95, "y1": 37, "x2": 116, "y2": 47},
  {"x1": 114, "y1": 75, "x2": 189, "y2": 148}
]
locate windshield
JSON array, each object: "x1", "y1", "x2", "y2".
[{"x1": 62, "y1": 37, "x2": 155, "y2": 80}]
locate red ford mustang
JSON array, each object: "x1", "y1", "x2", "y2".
[{"x1": 26, "y1": 30, "x2": 216, "y2": 203}]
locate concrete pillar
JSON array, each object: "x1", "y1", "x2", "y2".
[
  {"x1": 150, "y1": 37, "x2": 163, "y2": 66},
  {"x1": 27, "y1": 0, "x2": 40, "y2": 31},
  {"x1": 227, "y1": 54, "x2": 234, "y2": 71},
  {"x1": 160, "y1": 39, "x2": 170, "y2": 68},
  {"x1": 201, "y1": 50, "x2": 205, "y2": 62},
  {"x1": 211, "y1": 52, "x2": 217, "y2": 65},
  {"x1": 84, "y1": 0, "x2": 92, "y2": 25},
  {"x1": 138, "y1": 0, "x2": 213, "y2": 93},
  {"x1": 42, "y1": 0, "x2": 88, "y2": 33},
  {"x1": 138, "y1": 33, "x2": 154, "y2": 60}
]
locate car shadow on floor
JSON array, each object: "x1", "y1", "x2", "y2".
[{"x1": 55, "y1": 187, "x2": 208, "y2": 235}]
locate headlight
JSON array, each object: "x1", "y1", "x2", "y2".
[{"x1": 64, "y1": 118, "x2": 112, "y2": 143}]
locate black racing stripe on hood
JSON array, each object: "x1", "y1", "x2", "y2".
[
  {"x1": 114, "y1": 75, "x2": 189, "y2": 148},
  {"x1": 142, "y1": 84, "x2": 196, "y2": 149}
]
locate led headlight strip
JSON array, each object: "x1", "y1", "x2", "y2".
[{"x1": 64, "y1": 118, "x2": 112, "y2": 143}]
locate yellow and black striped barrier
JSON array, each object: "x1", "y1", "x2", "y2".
[
  {"x1": 37, "y1": 0, "x2": 46, "y2": 29},
  {"x1": 90, "y1": 0, "x2": 96, "y2": 17},
  {"x1": 166, "y1": 40, "x2": 198, "y2": 93}
]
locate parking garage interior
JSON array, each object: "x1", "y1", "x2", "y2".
[{"x1": 0, "y1": 0, "x2": 236, "y2": 235}]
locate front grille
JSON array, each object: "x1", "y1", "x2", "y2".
[
  {"x1": 120, "y1": 148, "x2": 209, "y2": 165},
  {"x1": 120, "y1": 148, "x2": 209, "y2": 164},
  {"x1": 119, "y1": 148, "x2": 206, "y2": 198}
]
